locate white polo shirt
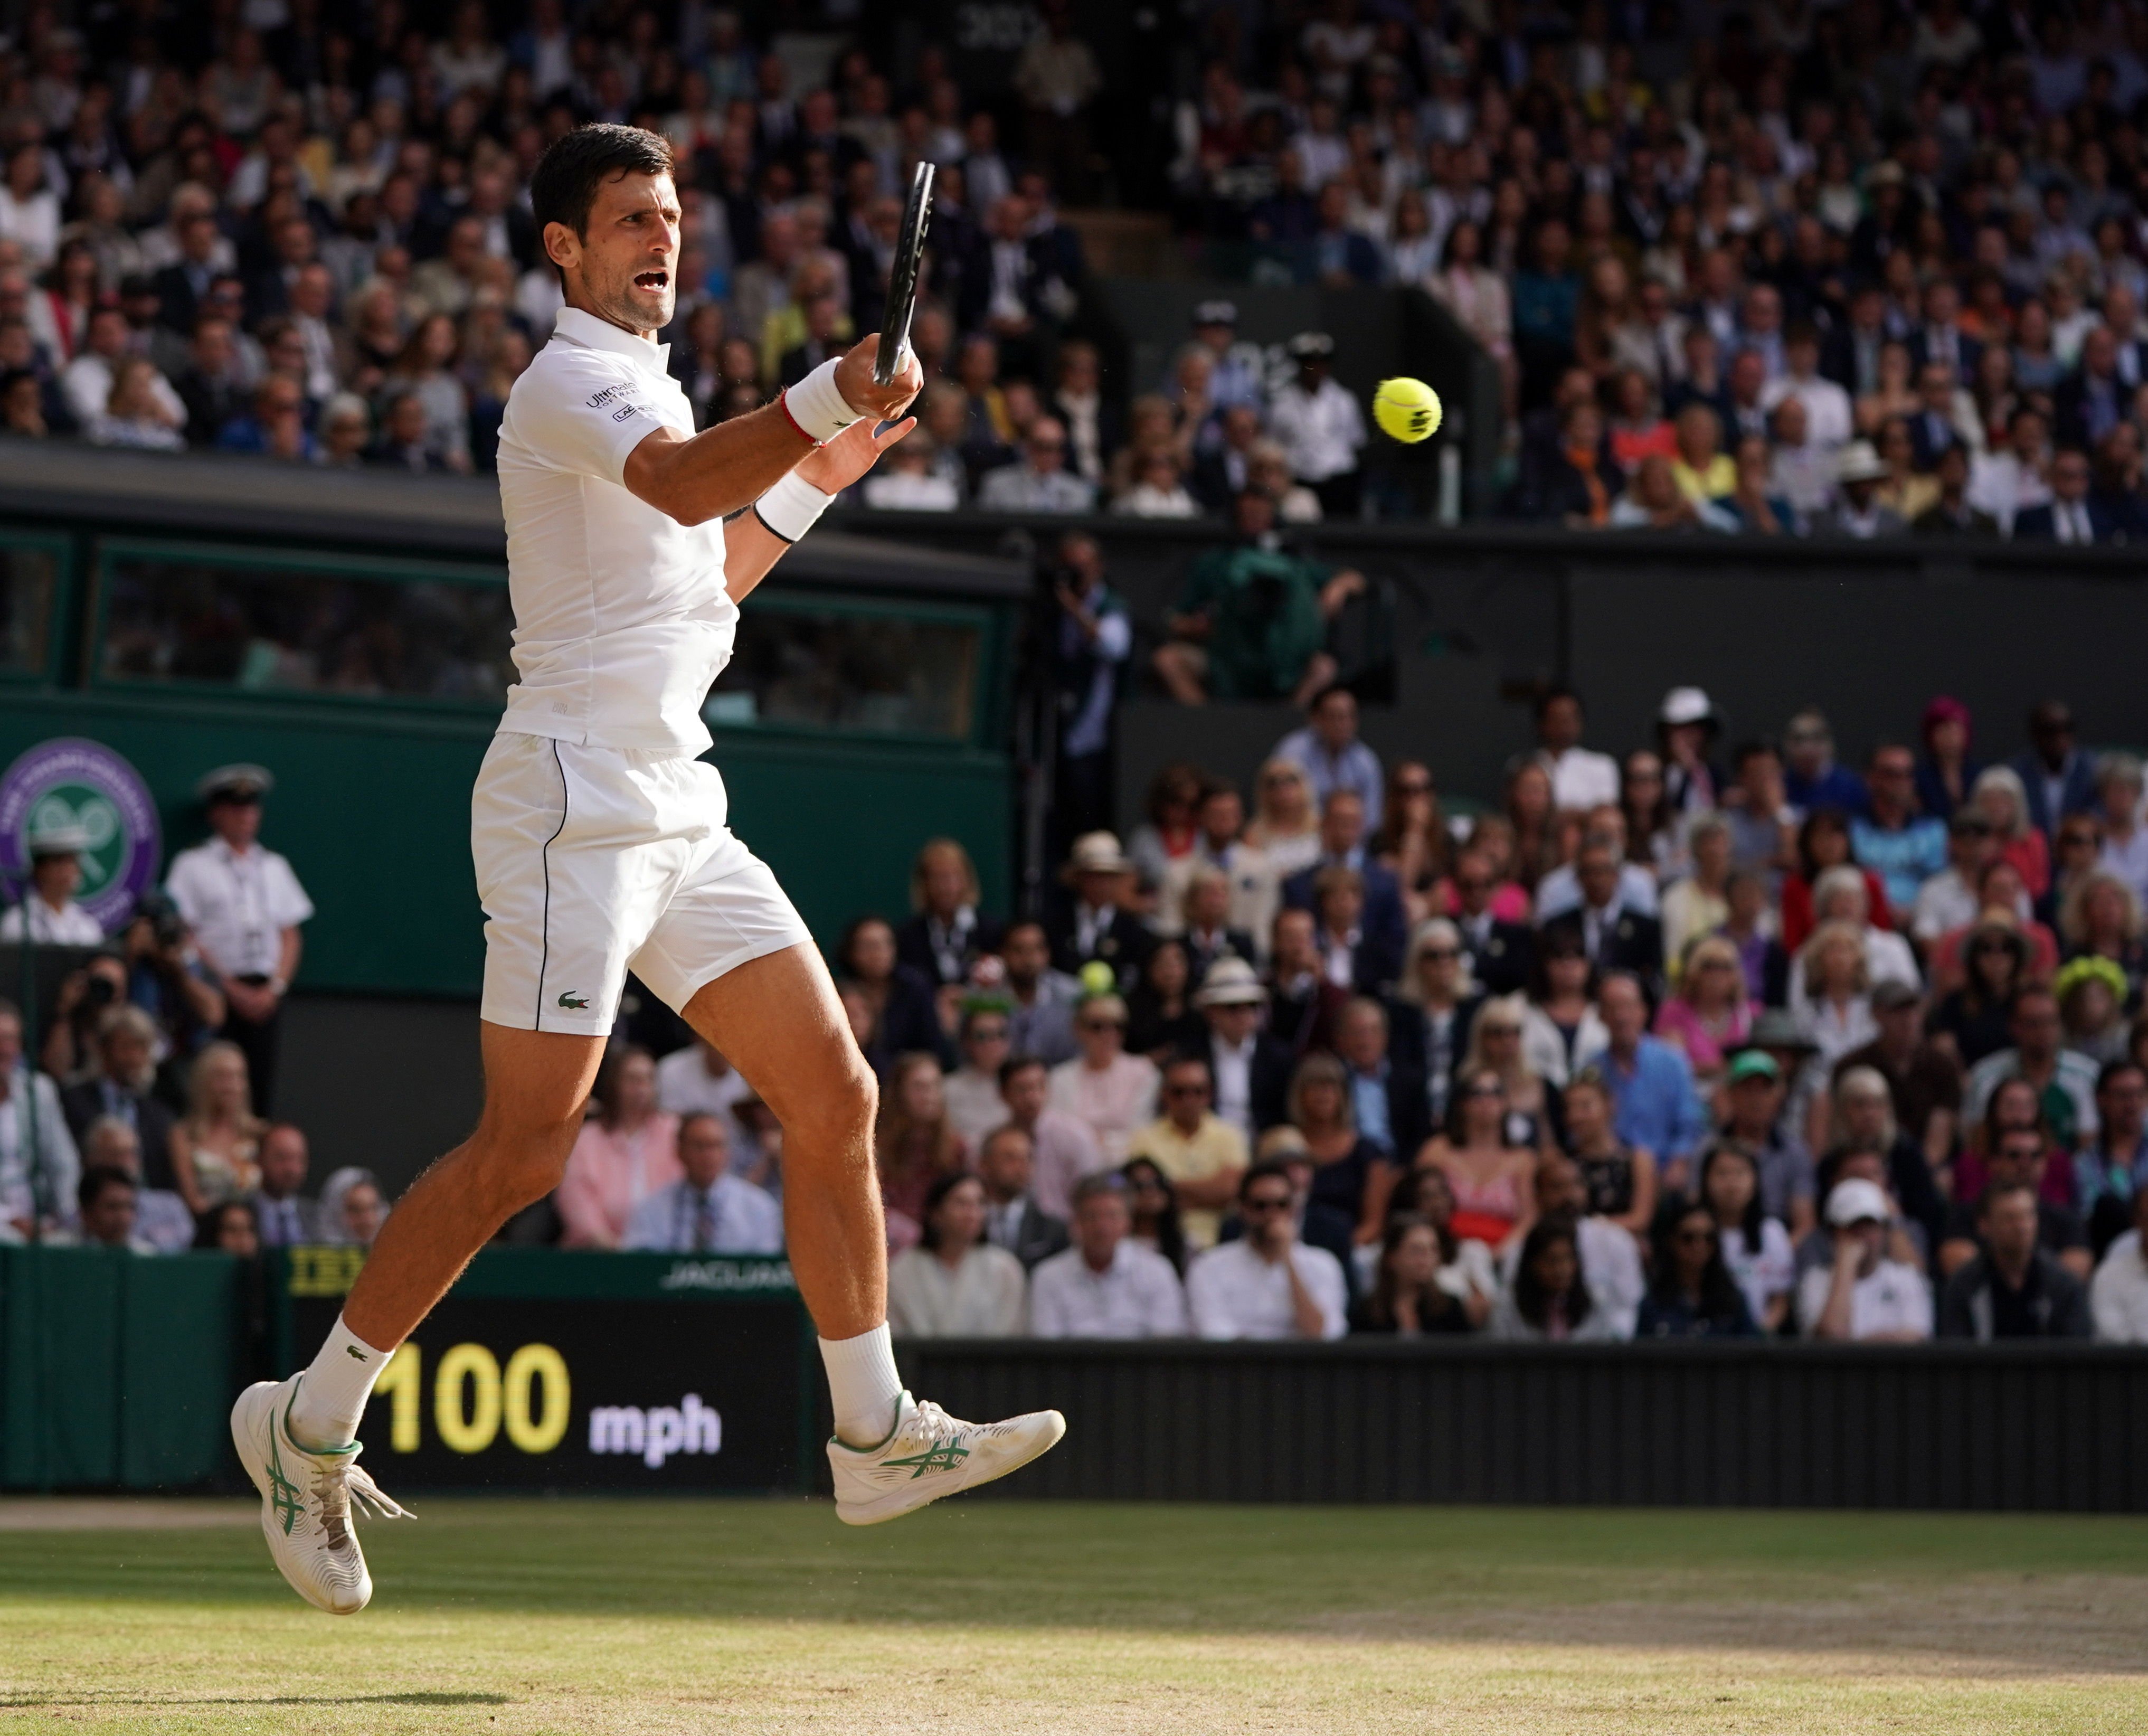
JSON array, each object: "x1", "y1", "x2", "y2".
[
  {"x1": 495, "y1": 306, "x2": 733, "y2": 758},
  {"x1": 165, "y1": 838, "x2": 314, "y2": 978},
  {"x1": 1185, "y1": 1238, "x2": 1348, "y2": 1341}
]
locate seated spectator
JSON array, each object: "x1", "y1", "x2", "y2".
[
  {"x1": 1051, "y1": 993, "x2": 1161, "y2": 1172},
  {"x1": 975, "y1": 414, "x2": 1094, "y2": 512},
  {"x1": 997, "y1": 1053, "x2": 1104, "y2": 1221},
  {"x1": 73, "y1": 1167, "x2": 152, "y2": 1253},
  {"x1": 1967, "y1": 406, "x2": 2054, "y2": 535},
  {"x1": 1654, "y1": 933, "x2": 1752, "y2": 1087},
  {"x1": 1175, "y1": 868, "x2": 1258, "y2": 987},
  {"x1": 557, "y1": 1046, "x2": 679, "y2": 1250},
  {"x1": 1046, "y1": 831, "x2": 1153, "y2": 991},
  {"x1": 1709, "y1": 433, "x2": 1799, "y2": 535},
  {"x1": 1455, "y1": 995, "x2": 1553, "y2": 1151},
  {"x1": 1719, "y1": 870, "x2": 1791, "y2": 1010},
  {"x1": 1111, "y1": 448, "x2": 1200, "y2": 518},
  {"x1": 1125, "y1": 939, "x2": 1203, "y2": 1062},
  {"x1": 2014, "y1": 447, "x2": 2106, "y2": 543},
  {"x1": 2094, "y1": 754, "x2": 2148, "y2": 908},
  {"x1": 317, "y1": 1166, "x2": 387, "y2": 1248},
  {"x1": 2056, "y1": 957, "x2": 2129, "y2": 1069},
  {"x1": 1914, "y1": 811, "x2": 1996, "y2": 950},
  {"x1": 2075, "y1": 1060, "x2": 2148, "y2": 1258},
  {"x1": 1534, "y1": 808, "x2": 1662, "y2": 922},
  {"x1": 1266, "y1": 331, "x2": 1365, "y2": 518},
  {"x1": 1813, "y1": 1066, "x2": 1947, "y2": 1261},
  {"x1": 1912, "y1": 445, "x2": 1997, "y2": 537},
  {"x1": 944, "y1": 1005, "x2": 1016, "y2": 1151},
  {"x1": 1580, "y1": 974, "x2": 1705, "y2": 1186},
  {"x1": 1350, "y1": 1211, "x2": 1475, "y2": 1335},
  {"x1": 896, "y1": 837, "x2": 1004, "y2": 990},
  {"x1": 168, "y1": 1041, "x2": 264, "y2": 1218},
  {"x1": 59, "y1": 1006, "x2": 177, "y2": 1185},
  {"x1": 2090, "y1": 1187, "x2": 2148, "y2": 1342},
  {"x1": 1699, "y1": 1140, "x2": 1797, "y2": 1333},
  {"x1": 1273, "y1": 685, "x2": 1384, "y2": 827},
  {"x1": 1288, "y1": 1044, "x2": 1397, "y2": 1240},
  {"x1": 1185, "y1": 1162, "x2": 1348, "y2": 1341},
  {"x1": 974, "y1": 1124, "x2": 1070, "y2": 1271},
  {"x1": 1608, "y1": 451, "x2": 1705, "y2": 530},
  {"x1": 246, "y1": 1122, "x2": 318, "y2": 1249},
  {"x1": 89, "y1": 354, "x2": 186, "y2": 450},
  {"x1": 876, "y1": 1052, "x2": 966, "y2": 1252},
  {"x1": 1525, "y1": 397, "x2": 1616, "y2": 526},
  {"x1": 1853, "y1": 746, "x2": 1951, "y2": 924},
  {"x1": 1267, "y1": 906, "x2": 1348, "y2": 1056},
  {"x1": 1782, "y1": 810, "x2": 1888, "y2": 955},
  {"x1": 623, "y1": 1111, "x2": 783, "y2": 1256},
  {"x1": 1487, "y1": 1217, "x2": 1626, "y2": 1342},
  {"x1": 886, "y1": 1172, "x2": 1027, "y2": 1338},
  {"x1": 1538, "y1": 838, "x2": 1664, "y2": 983},
  {"x1": 1416, "y1": 1062, "x2": 1538, "y2": 1257},
  {"x1": 1937, "y1": 1181, "x2": 2092, "y2": 1341},
  {"x1": 1790, "y1": 921, "x2": 1879, "y2": 1069},
  {"x1": 1668, "y1": 401, "x2": 1734, "y2": 505},
  {"x1": 1797, "y1": 1178, "x2": 1933, "y2": 1342},
  {"x1": 1520, "y1": 926, "x2": 1606, "y2": 1091},
  {"x1": 1766, "y1": 397, "x2": 1839, "y2": 522},
  {"x1": 1951, "y1": 1078, "x2": 2060, "y2": 1214},
  {"x1": 1001, "y1": 920, "x2": 1081, "y2": 1066},
  {"x1": 1813, "y1": 439, "x2": 1905, "y2": 537},
  {"x1": 1443, "y1": 849, "x2": 1536, "y2": 996},
  {"x1": 1833, "y1": 982, "x2": 1961, "y2": 1184},
  {"x1": 77, "y1": 1116, "x2": 190, "y2": 1253},
  {"x1": 1637, "y1": 1202, "x2": 1760, "y2": 1338},
  {"x1": 196, "y1": 1196, "x2": 261, "y2": 1257},
  {"x1": 1929, "y1": 912, "x2": 2030, "y2": 1067},
  {"x1": 1937, "y1": 1123, "x2": 2092, "y2": 1284},
  {"x1": 1793, "y1": 869, "x2": 1918, "y2": 997},
  {"x1": 1559, "y1": 1066, "x2": 1657, "y2": 1242},
  {"x1": 837, "y1": 915, "x2": 953, "y2": 1074},
  {"x1": 1965, "y1": 986, "x2": 2101, "y2": 1156},
  {"x1": 1972, "y1": 766, "x2": 2050, "y2": 901},
  {"x1": 859, "y1": 431, "x2": 960, "y2": 510},
  {"x1": 654, "y1": 1035, "x2": 755, "y2": 1139},
  {"x1": 1029, "y1": 1172, "x2": 1189, "y2": 1338},
  {"x1": 1124, "y1": 1051, "x2": 1246, "y2": 1251},
  {"x1": 1152, "y1": 492, "x2": 1362, "y2": 707}
]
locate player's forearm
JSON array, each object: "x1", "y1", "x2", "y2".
[
  {"x1": 723, "y1": 513, "x2": 790, "y2": 602},
  {"x1": 623, "y1": 405, "x2": 813, "y2": 526}
]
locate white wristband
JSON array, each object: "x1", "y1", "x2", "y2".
[
  {"x1": 779, "y1": 357, "x2": 862, "y2": 444},
  {"x1": 753, "y1": 471, "x2": 833, "y2": 543}
]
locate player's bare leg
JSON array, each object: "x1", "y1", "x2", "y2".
[
  {"x1": 231, "y1": 1024, "x2": 603, "y2": 1612},
  {"x1": 684, "y1": 941, "x2": 1063, "y2": 1520}
]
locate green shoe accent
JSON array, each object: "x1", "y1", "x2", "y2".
[
  {"x1": 879, "y1": 1437, "x2": 971, "y2": 1480},
  {"x1": 265, "y1": 1411, "x2": 307, "y2": 1537}
]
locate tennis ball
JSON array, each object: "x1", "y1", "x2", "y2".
[
  {"x1": 1374, "y1": 376, "x2": 1443, "y2": 443},
  {"x1": 1078, "y1": 960, "x2": 1118, "y2": 998}
]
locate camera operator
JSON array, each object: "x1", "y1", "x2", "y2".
[
  {"x1": 120, "y1": 890, "x2": 225, "y2": 1086},
  {"x1": 1045, "y1": 531, "x2": 1129, "y2": 842}
]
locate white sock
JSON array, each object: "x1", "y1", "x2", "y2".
[
  {"x1": 287, "y1": 1313, "x2": 393, "y2": 1450},
  {"x1": 819, "y1": 1323, "x2": 904, "y2": 1448}
]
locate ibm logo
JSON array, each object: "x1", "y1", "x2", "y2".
[{"x1": 586, "y1": 1394, "x2": 723, "y2": 1468}]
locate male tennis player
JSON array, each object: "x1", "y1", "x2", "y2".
[{"x1": 230, "y1": 125, "x2": 1063, "y2": 1615}]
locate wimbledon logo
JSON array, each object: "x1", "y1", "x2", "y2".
[{"x1": 0, "y1": 739, "x2": 161, "y2": 932}]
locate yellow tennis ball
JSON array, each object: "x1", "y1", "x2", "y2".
[{"x1": 1374, "y1": 376, "x2": 1443, "y2": 443}]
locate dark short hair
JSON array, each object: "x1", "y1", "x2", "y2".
[
  {"x1": 1238, "y1": 1160, "x2": 1294, "y2": 1203},
  {"x1": 2097, "y1": 1059, "x2": 2148, "y2": 1095},
  {"x1": 998, "y1": 1053, "x2": 1048, "y2": 1090},
  {"x1": 676, "y1": 1109, "x2": 727, "y2": 1141},
  {"x1": 529, "y1": 124, "x2": 674, "y2": 257},
  {"x1": 1534, "y1": 683, "x2": 1582, "y2": 723},
  {"x1": 78, "y1": 1165, "x2": 136, "y2": 1212}
]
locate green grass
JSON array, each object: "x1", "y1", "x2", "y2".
[{"x1": 2, "y1": 1498, "x2": 2144, "y2": 1733}]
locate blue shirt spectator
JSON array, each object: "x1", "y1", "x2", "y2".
[
  {"x1": 1272, "y1": 686, "x2": 1384, "y2": 831},
  {"x1": 1581, "y1": 976, "x2": 1707, "y2": 1179},
  {"x1": 1851, "y1": 743, "x2": 1948, "y2": 920}
]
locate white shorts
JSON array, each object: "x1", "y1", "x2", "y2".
[{"x1": 472, "y1": 731, "x2": 813, "y2": 1035}]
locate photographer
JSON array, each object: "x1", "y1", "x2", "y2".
[
  {"x1": 120, "y1": 890, "x2": 225, "y2": 1085},
  {"x1": 1045, "y1": 531, "x2": 1129, "y2": 842},
  {"x1": 1150, "y1": 491, "x2": 1365, "y2": 709}
]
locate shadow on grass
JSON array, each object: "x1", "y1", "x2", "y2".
[{"x1": 0, "y1": 1692, "x2": 509, "y2": 1708}]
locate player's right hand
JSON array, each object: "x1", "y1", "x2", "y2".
[{"x1": 836, "y1": 334, "x2": 924, "y2": 423}]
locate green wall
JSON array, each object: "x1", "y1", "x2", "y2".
[{"x1": 0, "y1": 690, "x2": 1011, "y2": 997}]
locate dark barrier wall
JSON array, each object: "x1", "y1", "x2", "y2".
[
  {"x1": 0, "y1": 1246, "x2": 240, "y2": 1490},
  {"x1": 899, "y1": 1340, "x2": 2148, "y2": 1513}
]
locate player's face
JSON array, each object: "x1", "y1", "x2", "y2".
[{"x1": 556, "y1": 169, "x2": 681, "y2": 334}]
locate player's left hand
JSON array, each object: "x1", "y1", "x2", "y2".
[{"x1": 796, "y1": 414, "x2": 916, "y2": 494}]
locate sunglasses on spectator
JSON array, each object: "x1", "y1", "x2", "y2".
[
  {"x1": 1080, "y1": 1017, "x2": 1123, "y2": 1032},
  {"x1": 970, "y1": 1025, "x2": 1009, "y2": 1042},
  {"x1": 1463, "y1": 1082, "x2": 1506, "y2": 1099},
  {"x1": 1675, "y1": 1226, "x2": 1716, "y2": 1246},
  {"x1": 1163, "y1": 1082, "x2": 1209, "y2": 1098},
  {"x1": 1456, "y1": 878, "x2": 1491, "y2": 893},
  {"x1": 1419, "y1": 947, "x2": 1459, "y2": 961},
  {"x1": 1243, "y1": 1193, "x2": 1293, "y2": 1213}
]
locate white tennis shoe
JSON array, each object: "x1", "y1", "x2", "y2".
[
  {"x1": 829, "y1": 1391, "x2": 1065, "y2": 1525},
  {"x1": 230, "y1": 1375, "x2": 410, "y2": 1615}
]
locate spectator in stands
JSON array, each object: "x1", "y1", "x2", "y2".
[
  {"x1": 1798, "y1": 1178, "x2": 1933, "y2": 1342},
  {"x1": 1265, "y1": 332, "x2": 1364, "y2": 520},
  {"x1": 167, "y1": 1041, "x2": 263, "y2": 1219},
  {"x1": 1559, "y1": 1066, "x2": 1657, "y2": 1243},
  {"x1": 1051, "y1": 991, "x2": 1161, "y2": 1173},
  {"x1": 1417, "y1": 1056, "x2": 1538, "y2": 1257},
  {"x1": 2094, "y1": 756, "x2": 2148, "y2": 907},
  {"x1": 875, "y1": 1052, "x2": 966, "y2": 1252},
  {"x1": 1653, "y1": 934, "x2": 1751, "y2": 1088},
  {"x1": 1718, "y1": 1050, "x2": 1816, "y2": 1240},
  {"x1": 1813, "y1": 440, "x2": 1904, "y2": 537},
  {"x1": 1047, "y1": 833, "x2": 1152, "y2": 993},
  {"x1": 2012, "y1": 703, "x2": 2098, "y2": 843},
  {"x1": 2075, "y1": 1061, "x2": 2148, "y2": 1258},
  {"x1": 1185, "y1": 1162, "x2": 1348, "y2": 1341},
  {"x1": 1583, "y1": 974, "x2": 1705, "y2": 1187},
  {"x1": 1815, "y1": 1067, "x2": 1947, "y2": 1261},
  {"x1": 896, "y1": 837, "x2": 1002, "y2": 990},
  {"x1": 247, "y1": 1122, "x2": 317, "y2": 1249},
  {"x1": 1790, "y1": 921, "x2": 1878, "y2": 1073},
  {"x1": 317, "y1": 1166, "x2": 386, "y2": 1248},
  {"x1": 58, "y1": 1006, "x2": 175, "y2": 1183},
  {"x1": 1446, "y1": 849, "x2": 1535, "y2": 997},
  {"x1": 73, "y1": 1168, "x2": 149, "y2": 1253},
  {"x1": 557, "y1": 1046, "x2": 678, "y2": 1251},
  {"x1": 1043, "y1": 533, "x2": 1129, "y2": 841},
  {"x1": 1001, "y1": 920, "x2": 1080, "y2": 1066},
  {"x1": 1835, "y1": 983, "x2": 1961, "y2": 1185},
  {"x1": 1973, "y1": 766, "x2": 2051, "y2": 901},
  {"x1": 1121, "y1": 940, "x2": 1197, "y2": 1061},
  {"x1": 1966, "y1": 987, "x2": 2102, "y2": 1156},
  {"x1": 2091, "y1": 1188, "x2": 2148, "y2": 1343},
  {"x1": 943, "y1": 1006, "x2": 1015, "y2": 1152},
  {"x1": 196, "y1": 1197, "x2": 261, "y2": 1257},
  {"x1": 836, "y1": 915, "x2": 952, "y2": 1074},
  {"x1": 78, "y1": 1116, "x2": 190, "y2": 1254},
  {"x1": 1541, "y1": 839, "x2": 1665, "y2": 987},
  {"x1": 997, "y1": 1054, "x2": 1103, "y2": 1223},
  {"x1": 654, "y1": 1035, "x2": 754, "y2": 1143},
  {"x1": 1699, "y1": 1140, "x2": 1796, "y2": 1334},
  {"x1": 1532, "y1": 686, "x2": 1620, "y2": 817},
  {"x1": 1938, "y1": 1124, "x2": 2092, "y2": 1284},
  {"x1": 624, "y1": 1111, "x2": 782, "y2": 1256},
  {"x1": 1152, "y1": 492, "x2": 1361, "y2": 707},
  {"x1": 1853, "y1": 744, "x2": 1949, "y2": 923},
  {"x1": 974, "y1": 1124, "x2": 1069, "y2": 1271},
  {"x1": 1029, "y1": 1172, "x2": 1188, "y2": 1339},
  {"x1": 1638, "y1": 1203, "x2": 1759, "y2": 1338},
  {"x1": 1124, "y1": 1051, "x2": 1246, "y2": 1252},
  {"x1": 1351, "y1": 1212, "x2": 1474, "y2": 1336},
  {"x1": 1272, "y1": 685, "x2": 1383, "y2": 829},
  {"x1": 1519, "y1": 926, "x2": 1603, "y2": 1092},
  {"x1": 1938, "y1": 1181, "x2": 2092, "y2": 1342},
  {"x1": 886, "y1": 1171, "x2": 1027, "y2": 1338},
  {"x1": 1188, "y1": 959, "x2": 1290, "y2": 1146},
  {"x1": 975, "y1": 414, "x2": 1092, "y2": 513},
  {"x1": 1488, "y1": 1216, "x2": 1623, "y2": 1342}
]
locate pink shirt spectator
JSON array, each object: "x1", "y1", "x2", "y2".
[
  {"x1": 1652, "y1": 997, "x2": 1753, "y2": 1079},
  {"x1": 557, "y1": 1112, "x2": 683, "y2": 1249}
]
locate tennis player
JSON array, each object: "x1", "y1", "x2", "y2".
[{"x1": 230, "y1": 125, "x2": 1063, "y2": 1616}]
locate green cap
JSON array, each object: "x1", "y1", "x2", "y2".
[{"x1": 1727, "y1": 1050, "x2": 1781, "y2": 1083}]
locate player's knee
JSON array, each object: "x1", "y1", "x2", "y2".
[{"x1": 782, "y1": 1053, "x2": 877, "y2": 1148}]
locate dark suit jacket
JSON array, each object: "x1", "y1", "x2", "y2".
[
  {"x1": 894, "y1": 911, "x2": 1007, "y2": 988},
  {"x1": 778, "y1": 335, "x2": 840, "y2": 388},
  {"x1": 1541, "y1": 906, "x2": 1664, "y2": 982},
  {"x1": 1907, "y1": 326, "x2": 1982, "y2": 383},
  {"x1": 1267, "y1": 976, "x2": 1350, "y2": 1055},
  {"x1": 1045, "y1": 901, "x2": 1156, "y2": 990},
  {"x1": 1190, "y1": 444, "x2": 1254, "y2": 515},
  {"x1": 1454, "y1": 915, "x2": 1535, "y2": 997},
  {"x1": 2010, "y1": 499, "x2": 2119, "y2": 543},
  {"x1": 1386, "y1": 995, "x2": 1480, "y2": 1130},
  {"x1": 1906, "y1": 407, "x2": 1964, "y2": 472},
  {"x1": 2055, "y1": 369, "x2": 2127, "y2": 450},
  {"x1": 2008, "y1": 749, "x2": 2099, "y2": 837},
  {"x1": 1352, "y1": 1054, "x2": 1433, "y2": 1164},
  {"x1": 59, "y1": 1080, "x2": 177, "y2": 1190},
  {"x1": 1281, "y1": 860, "x2": 1407, "y2": 990},
  {"x1": 150, "y1": 260, "x2": 213, "y2": 335},
  {"x1": 990, "y1": 1199, "x2": 1071, "y2": 1270},
  {"x1": 1181, "y1": 926, "x2": 1257, "y2": 987},
  {"x1": 1193, "y1": 1030, "x2": 1297, "y2": 1135}
]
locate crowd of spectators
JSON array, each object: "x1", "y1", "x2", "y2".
[
  {"x1": 491, "y1": 679, "x2": 2148, "y2": 1347},
  {"x1": 1161, "y1": 0, "x2": 2148, "y2": 536}
]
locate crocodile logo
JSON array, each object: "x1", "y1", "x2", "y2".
[{"x1": 557, "y1": 990, "x2": 589, "y2": 1009}]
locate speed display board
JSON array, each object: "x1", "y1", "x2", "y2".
[{"x1": 280, "y1": 1251, "x2": 812, "y2": 1493}]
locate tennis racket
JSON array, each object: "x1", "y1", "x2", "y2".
[{"x1": 873, "y1": 161, "x2": 936, "y2": 387}]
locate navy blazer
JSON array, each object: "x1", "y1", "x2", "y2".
[
  {"x1": 1281, "y1": 859, "x2": 1408, "y2": 990},
  {"x1": 2008, "y1": 748, "x2": 2099, "y2": 838}
]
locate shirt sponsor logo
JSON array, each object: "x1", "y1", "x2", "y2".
[
  {"x1": 585, "y1": 384, "x2": 628, "y2": 409},
  {"x1": 610, "y1": 403, "x2": 646, "y2": 422},
  {"x1": 587, "y1": 1393, "x2": 722, "y2": 1467}
]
